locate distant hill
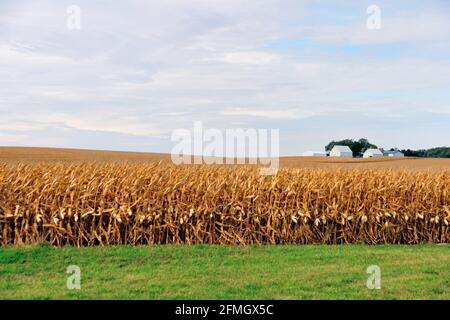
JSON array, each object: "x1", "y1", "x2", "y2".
[
  {"x1": 1, "y1": 147, "x2": 450, "y2": 170},
  {"x1": 0, "y1": 146, "x2": 170, "y2": 164}
]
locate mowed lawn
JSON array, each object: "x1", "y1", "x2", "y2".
[{"x1": 0, "y1": 244, "x2": 448, "y2": 300}]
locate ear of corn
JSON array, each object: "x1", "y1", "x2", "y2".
[{"x1": 0, "y1": 163, "x2": 449, "y2": 245}]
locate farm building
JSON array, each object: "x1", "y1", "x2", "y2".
[
  {"x1": 302, "y1": 151, "x2": 327, "y2": 157},
  {"x1": 383, "y1": 150, "x2": 405, "y2": 157},
  {"x1": 363, "y1": 148, "x2": 383, "y2": 158},
  {"x1": 329, "y1": 145, "x2": 353, "y2": 158}
]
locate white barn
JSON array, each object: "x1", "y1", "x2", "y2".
[
  {"x1": 384, "y1": 150, "x2": 405, "y2": 157},
  {"x1": 329, "y1": 145, "x2": 353, "y2": 158},
  {"x1": 302, "y1": 151, "x2": 327, "y2": 157},
  {"x1": 363, "y1": 148, "x2": 383, "y2": 158}
]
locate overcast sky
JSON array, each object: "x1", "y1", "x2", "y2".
[{"x1": 1, "y1": 0, "x2": 449, "y2": 155}]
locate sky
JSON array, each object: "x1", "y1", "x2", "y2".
[{"x1": 1, "y1": 0, "x2": 449, "y2": 155}]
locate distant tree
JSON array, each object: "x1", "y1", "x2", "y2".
[
  {"x1": 399, "y1": 148, "x2": 450, "y2": 158},
  {"x1": 401, "y1": 149, "x2": 427, "y2": 157},
  {"x1": 325, "y1": 139, "x2": 353, "y2": 152},
  {"x1": 325, "y1": 138, "x2": 377, "y2": 157},
  {"x1": 425, "y1": 147, "x2": 450, "y2": 158}
]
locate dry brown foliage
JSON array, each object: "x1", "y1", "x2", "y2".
[{"x1": 0, "y1": 163, "x2": 449, "y2": 245}]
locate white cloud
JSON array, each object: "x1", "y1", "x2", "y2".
[
  {"x1": 220, "y1": 108, "x2": 313, "y2": 119},
  {"x1": 221, "y1": 52, "x2": 281, "y2": 65},
  {"x1": 291, "y1": 9, "x2": 450, "y2": 46},
  {"x1": 0, "y1": 0, "x2": 449, "y2": 152},
  {"x1": 0, "y1": 119, "x2": 52, "y2": 132},
  {"x1": 0, "y1": 133, "x2": 28, "y2": 143},
  {"x1": 46, "y1": 114, "x2": 162, "y2": 136},
  {"x1": 0, "y1": 44, "x2": 75, "y2": 65}
]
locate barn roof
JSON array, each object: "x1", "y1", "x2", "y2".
[
  {"x1": 384, "y1": 150, "x2": 404, "y2": 155},
  {"x1": 365, "y1": 148, "x2": 383, "y2": 155},
  {"x1": 332, "y1": 145, "x2": 352, "y2": 152}
]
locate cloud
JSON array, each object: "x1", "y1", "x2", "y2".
[
  {"x1": 0, "y1": 44, "x2": 74, "y2": 65},
  {"x1": 220, "y1": 108, "x2": 313, "y2": 119},
  {"x1": 3, "y1": 114, "x2": 162, "y2": 137},
  {"x1": 44, "y1": 114, "x2": 162, "y2": 136},
  {"x1": 220, "y1": 52, "x2": 281, "y2": 65},
  {"x1": 0, "y1": 133, "x2": 28, "y2": 143},
  {"x1": 0, "y1": 0, "x2": 449, "y2": 152}
]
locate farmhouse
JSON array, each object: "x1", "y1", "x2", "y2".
[
  {"x1": 363, "y1": 148, "x2": 383, "y2": 158},
  {"x1": 329, "y1": 145, "x2": 353, "y2": 158},
  {"x1": 302, "y1": 151, "x2": 327, "y2": 157},
  {"x1": 383, "y1": 150, "x2": 405, "y2": 157}
]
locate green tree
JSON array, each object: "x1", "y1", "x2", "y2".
[
  {"x1": 400, "y1": 147, "x2": 450, "y2": 158},
  {"x1": 325, "y1": 138, "x2": 378, "y2": 157},
  {"x1": 425, "y1": 147, "x2": 450, "y2": 158}
]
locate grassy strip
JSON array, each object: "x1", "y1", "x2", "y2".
[{"x1": 0, "y1": 244, "x2": 448, "y2": 299}]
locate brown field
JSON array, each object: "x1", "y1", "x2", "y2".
[
  {"x1": 1, "y1": 146, "x2": 450, "y2": 170},
  {"x1": 0, "y1": 147, "x2": 449, "y2": 246},
  {"x1": 0, "y1": 147, "x2": 170, "y2": 164}
]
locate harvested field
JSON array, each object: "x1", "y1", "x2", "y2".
[
  {"x1": 1, "y1": 147, "x2": 450, "y2": 170},
  {"x1": 0, "y1": 147, "x2": 170, "y2": 164},
  {"x1": 281, "y1": 156, "x2": 450, "y2": 171},
  {"x1": 0, "y1": 162, "x2": 449, "y2": 245}
]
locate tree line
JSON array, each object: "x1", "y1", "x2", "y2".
[
  {"x1": 325, "y1": 138, "x2": 450, "y2": 158},
  {"x1": 401, "y1": 147, "x2": 450, "y2": 158}
]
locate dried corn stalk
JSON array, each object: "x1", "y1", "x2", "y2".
[{"x1": 0, "y1": 163, "x2": 449, "y2": 245}]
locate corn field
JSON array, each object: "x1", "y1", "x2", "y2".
[{"x1": 0, "y1": 163, "x2": 449, "y2": 245}]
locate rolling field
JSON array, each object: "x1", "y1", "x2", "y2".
[
  {"x1": 0, "y1": 147, "x2": 170, "y2": 164},
  {"x1": 1, "y1": 146, "x2": 450, "y2": 170},
  {"x1": 0, "y1": 147, "x2": 449, "y2": 245},
  {"x1": 281, "y1": 155, "x2": 450, "y2": 171}
]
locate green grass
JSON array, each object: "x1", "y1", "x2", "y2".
[{"x1": 0, "y1": 244, "x2": 448, "y2": 300}]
